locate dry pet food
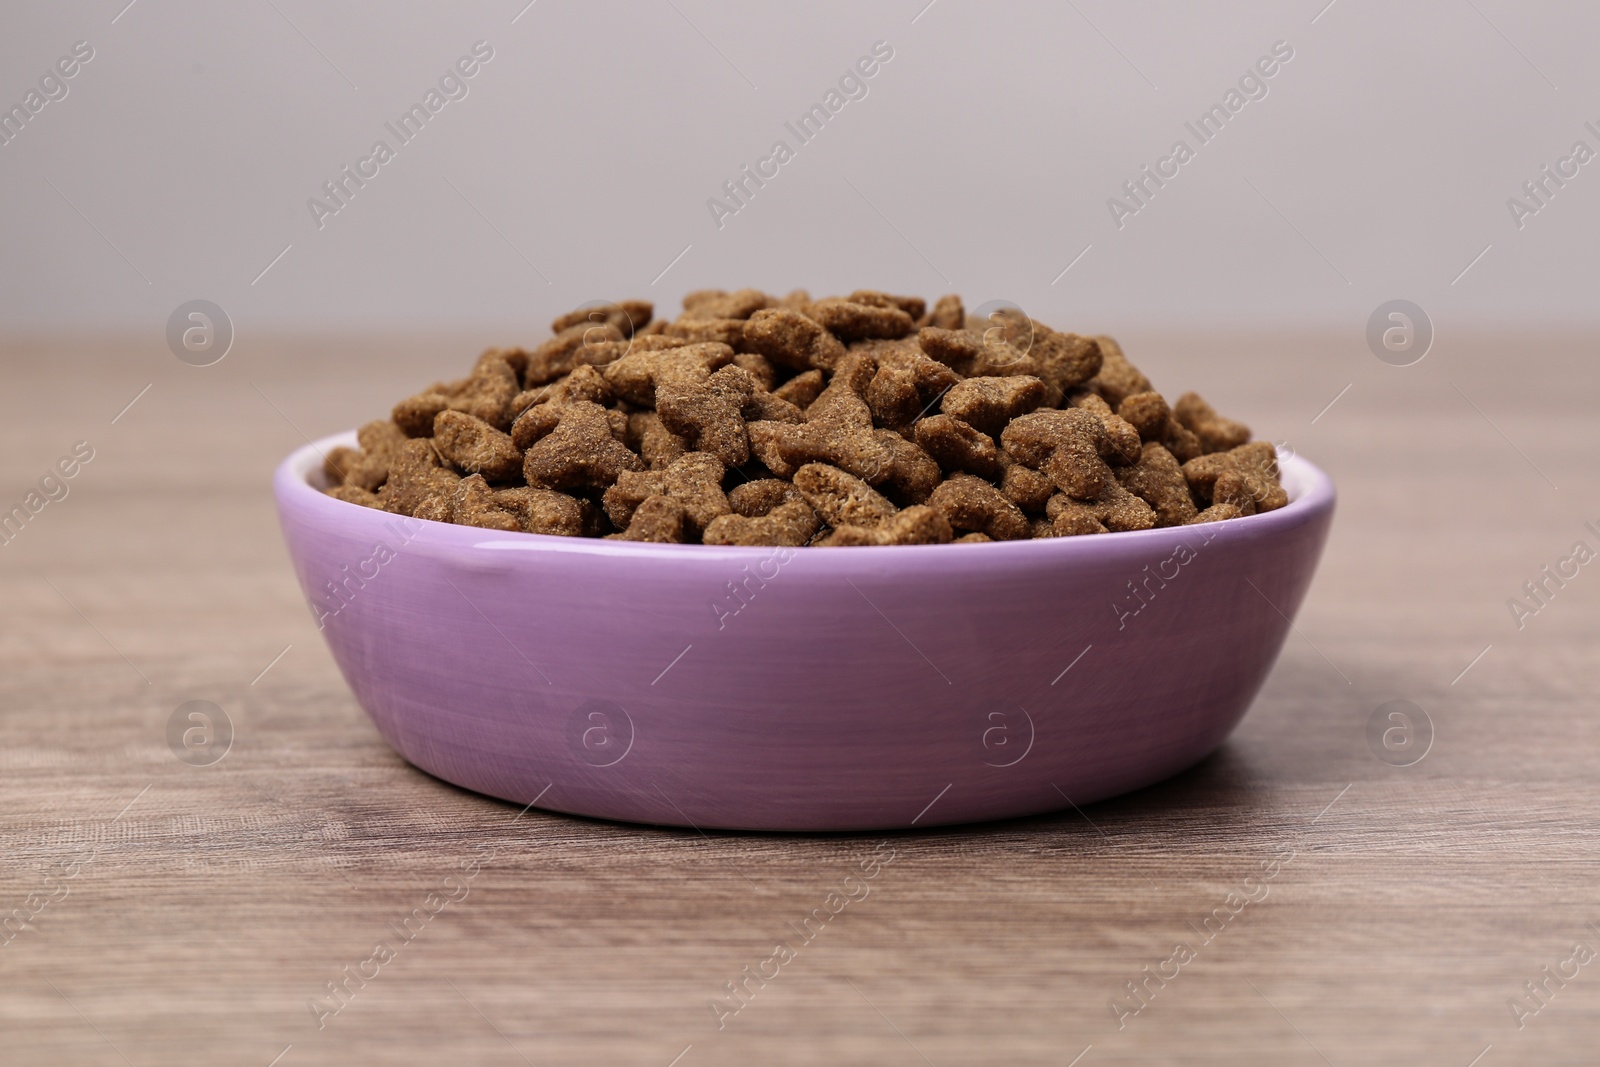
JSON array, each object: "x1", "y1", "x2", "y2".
[{"x1": 321, "y1": 291, "x2": 1286, "y2": 545}]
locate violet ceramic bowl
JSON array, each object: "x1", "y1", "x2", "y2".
[{"x1": 274, "y1": 432, "x2": 1334, "y2": 831}]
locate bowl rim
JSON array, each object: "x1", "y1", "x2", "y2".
[{"x1": 275, "y1": 430, "x2": 1335, "y2": 558}]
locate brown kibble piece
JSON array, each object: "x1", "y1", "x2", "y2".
[
  {"x1": 1064, "y1": 393, "x2": 1140, "y2": 462},
  {"x1": 392, "y1": 391, "x2": 452, "y2": 437},
  {"x1": 772, "y1": 369, "x2": 825, "y2": 409},
  {"x1": 965, "y1": 305, "x2": 1031, "y2": 345},
  {"x1": 1165, "y1": 421, "x2": 1204, "y2": 463},
  {"x1": 1182, "y1": 440, "x2": 1286, "y2": 512},
  {"x1": 1050, "y1": 482, "x2": 1155, "y2": 532},
  {"x1": 1180, "y1": 453, "x2": 1231, "y2": 498},
  {"x1": 953, "y1": 531, "x2": 993, "y2": 544},
  {"x1": 657, "y1": 364, "x2": 756, "y2": 467},
  {"x1": 702, "y1": 501, "x2": 820, "y2": 547},
  {"x1": 525, "y1": 321, "x2": 628, "y2": 386},
  {"x1": 327, "y1": 483, "x2": 381, "y2": 509},
  {"x1": 1097, "y1": 412, "x2": 1143, "y2": 464},
  {"x1": 815, "y1": 525, "x2": 877, "y2": 546},
  {"x1": 853, "y1": 338, "x2": 961, "y2": 429},
  {"x1": 602, "y1": 452, "x2": 729, "y2": 535},
  {"x1": 512, "y1": 364, "x2": 613, "y2": 419},
  {"x1": 1211, "y1": 470, "x2": 1258, "y2": 516},
  {"x1": 393, "y1": 354, "x2": 519, "y2": 434},
  {"x1": 928, "y1": 474, "x2": 1030, "y2": 540},
  {"x1": 742, "y1": 308, "x2": 847, "y2": 371},
  {"x1": 323, "y1": 446, "x2": 360, "y2": 486},
  {"x1": 494, "y1": 486, "x2": 589, "y2": 536},
  {"x1": 808, "y1": 298, "x2": 915, "y2": 341},
  {"x1": 523, "y1": 341, "x2": 631, "y2": 403},
  {"x1": 952, "y1": 315, "x2": 1101, "y2": 400},
  {"x1": 449, "y1": 474, "x2": 522, "y2": 532},
  {"x1": 746, "y1": 353, "x2": 894, "y2": 483},
  {"x1": 942, "y1": 376, "x2": 1050, "y2": 437},
  {"x1": 1117, "y1": 391, "x2": 1170, "y2": 441},
  {"x1": 1174, "y1": 391, "x2": 1252, "y2": 453},
  {"x1": 819, "y1": 505, "x2": 953, "y2": 546},
  {"x1": 413, "y1": 495, "x2": 451, "y2": 523},
  {"x1": 1026, "y1": 330, "x2": 1103, "y2": 396},
  {"x1": 1088, "y1": 335, "x2": 1153, "y2": 406},
  {"x1": 669, "y1": 322, "x2": 748, "y2": 352},
  {"x1": 1230, "y1": 441, "x2": 1288, "y2": 512},
  {"x1": 1117, "y1": 390, "x2": 1204, "y2": 463},
  {"x1": 1001, "y1": 408, "x2": 1114, "y2": 499},
  {"x1": 1190, "y1": 503, "x2": 1244, "y2": 525},
  {"x1": 625, "y1": 411, "x2": 689, "y2": 470},
  {"x1": 629, "y1": 334, "x2": 694, "y2": 352},
  {"x1": 1050, "y1": 503, "x2": 1108, "y2": 536},
  {"x1": 999, "y1": 454, "x2": 1057, "y2": 513},
  {"x1": 917, "y1": 326, "x2": 1032, "y2": 379},
  {"x1": 1069, "y1": 390, "x2": 1112, "y2": 415},
  {"x1": 928, "y1": 294, "x2": 964, "y2": 330},
  {"x1": 523, "y1": 401, "x2": 643, "y2": 492},
  {"x1": 915, "y1": 414, "x2": 1003, "y2": 479},
  {"x1": 380, "y1": 438, "x2": 460, "y2": 518},
  {"x1": 870, "y1": 339, "x2": 963, "y2": 396},
  {"x1": 848, "y1": 290, "x2": 926, "y2": 320},
  {"x1": 873, "y1": 430, "x2": 943, "y2": 505},
  {"x1": 611, "y1": 495, "x2": 688, "y2": 543},
  {"x1": 432, "y1": 410, "x2": 523, "y2": 483},
  {"x1": 742, "y1": 390, "x2": 807, "y2": 425},
  {"x1": 1085, "y1": 482, "x2": 1157, "y2": 532},
  {"x1": 881, "y1": 506, "x2": 955, "y2": 544},
  {"x1": 481, "y1": 346, "x2": 529, "y2": 381},
  {"x1": 451, "y1": 353, "x2": 521, "y2": 429},
  {"x1": 510, "y1": 404, "x2": 563, "y2": 451},
  {"x1": 602, "y1": 342, "x2": 735, "y2": 407},
  {"x1": 682, "y1": 288, "x2": 771, "y2": 321},
  {"x1": 550, "y1": 299, "x2": 653, "y2": 336},
  {"x1": 792, "y1": 463, "x2": 896, "y2": 529},
  {"x1": 866, "y1": 362, "x2": 921, "y2": 429},
  {"x1": 1117, "y1": 442, "x2": 1198, "y2": 527},
  {"x1": 680, "y1": 289, "x2": 725, "y2": 311},
  {"x1": 733, "y1": 352, "x2": 777, "y2": 391},
  {"x1": 728, "y1": 479, "x2": 804, "y2": 517},
  {"x1": 508, "y1": 370, "x2": 628, "y2": 451},
  {"x1": 665, "y1": 318, "x2": 748, "y2": 348},
  {"x1": 349, "y1": 420, "x2": 409, "y2": 490}
]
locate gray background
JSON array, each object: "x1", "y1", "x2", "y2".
[{"x1": 0, "y1": 0, "x2": 1593, "y2": 337}]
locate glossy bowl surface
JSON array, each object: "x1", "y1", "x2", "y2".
[{"x1": 275, "y1": 432, "x2": 1335, "y2": 830}]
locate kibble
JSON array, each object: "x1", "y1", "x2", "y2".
[{"x1": 321, "y1": 291, "x2": 1286, "y2": 545}]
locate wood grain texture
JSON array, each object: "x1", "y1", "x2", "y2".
[{"x1": 2, "y1": 330, "x2": 1597, "y2": 1066}]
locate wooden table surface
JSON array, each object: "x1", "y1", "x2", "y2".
[{"x1": 2, "y1": 328, "x2": 1597, "y2": 1066}]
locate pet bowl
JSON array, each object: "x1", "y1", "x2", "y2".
[{"x1": 275, "y1": 432, "x2": 1334, "y2": 831}]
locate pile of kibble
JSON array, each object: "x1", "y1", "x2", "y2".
[{"x1": 322, "y1": 290, "x2": 1286, "y2": 545}]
